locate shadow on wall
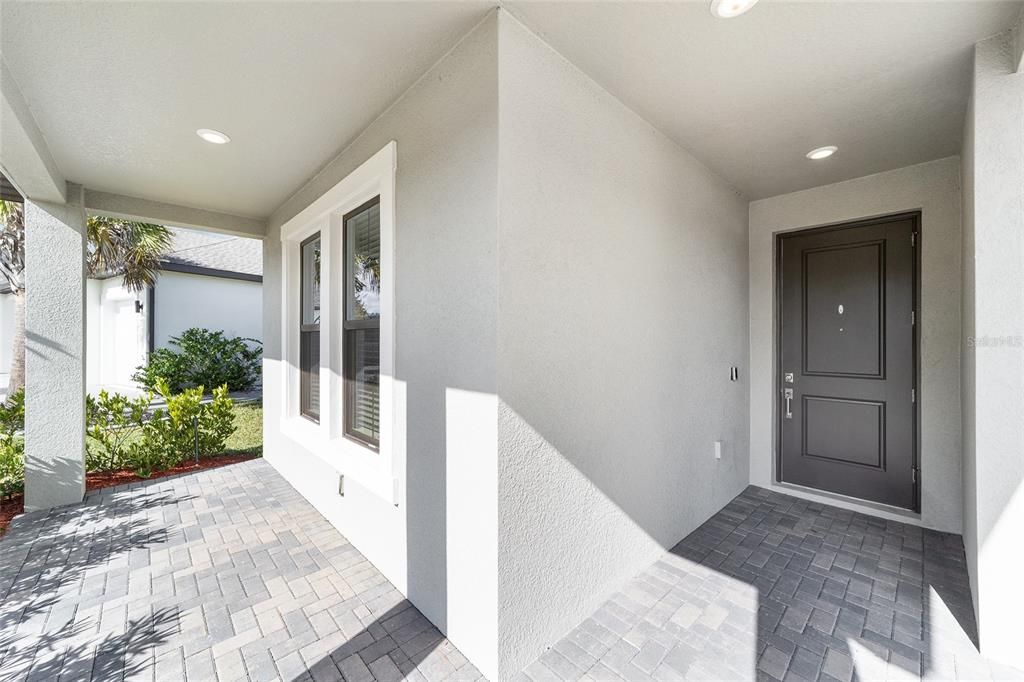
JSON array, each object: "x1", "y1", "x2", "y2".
[{"x1": 24, "y1": 330, "x2": 76, "y2": 359}]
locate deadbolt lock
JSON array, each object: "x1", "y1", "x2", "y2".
[{"x1": 784, "y1": 372, "x2": 794, "y2": 384}]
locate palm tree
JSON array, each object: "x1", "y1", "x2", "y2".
[{"x1": 0, "y1": 200, "x2": 172, "y2": 396}]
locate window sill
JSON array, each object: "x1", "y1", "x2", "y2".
[{"x1": 279, "y1": 416, "x2": 396, "y2": 505}]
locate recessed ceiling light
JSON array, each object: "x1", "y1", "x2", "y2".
[
  {"x1": 806, "y1": 146, "x2": 838, "y2": 160},
  {"x1": 196, "y1": 128, "x2": 231, "y2": 144},
  {"x1": 710, "y1": 0, "x2": 760, "y2": 19}
]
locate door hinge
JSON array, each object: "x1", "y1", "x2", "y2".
[
  {"x1": 912, "y1": 467, "x2": 918, "y2": 483},
  {"x1": 911, "y1": 311, "x2": 916, "y2": 325},
  {"x1": 911, "y1": 232, "x2": 917, "y2": 247},
  {"x1": 911, "y1": 388, "x2": 916, "y2": 403}
]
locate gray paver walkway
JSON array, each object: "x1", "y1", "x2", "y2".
[
  {"x1": 520, "y1": 487, "x2": 1023, "y2": 682},
  {"x1": 0, "y1": 459, "x2": 481, "y2": 682}
]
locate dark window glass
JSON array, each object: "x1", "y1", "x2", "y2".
[
  {"x1": 300, "y1": 234, "x2": 320, "y2": 422},
  {"x1": 343, "y1": 198, "x2": 380, "y2": 448}
]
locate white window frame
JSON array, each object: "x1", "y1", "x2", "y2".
[{"x1": 279, "y1": 142, "x2": 399, "y2": 503}]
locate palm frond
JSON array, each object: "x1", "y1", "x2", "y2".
[
  {"x1": 87, "y1": 216, "x2": 173, "y2": 292},
  {"x1": 0, "y1": 200, "x2": 25, "y2": 293},
  {"x1": 0, "y1": 204, "x2": 172, "y2": 294}
]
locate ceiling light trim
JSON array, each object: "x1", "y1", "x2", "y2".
[
  {"x1": 709, "y1": 0, "x2": 760, "y2": 19},
  {"x1": 806, "y1": 146, "x2": 838, "y2": 160},
  {"x1": 196, "y1": 128, "x2": 231, "y2": 145}
]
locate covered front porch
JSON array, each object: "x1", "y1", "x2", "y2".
[{"x1": 2, "y1": 2, "x2": 1023, "y2": 680}]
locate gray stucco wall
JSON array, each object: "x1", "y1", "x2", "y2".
[
  {"x1": 749, "y1": 157, "x2": 963, "y2": 534},
  {"x1": 263, "y1": 14, "x2": 500, "y2": 677},
  {"x1": 23, "y1": 188, "x2": 87, "y2": 511},
  {"x1": 960, "y1": 72, "x2": 978, "y2": 637},
  {"x1": 960, "y1": 31, "x2": 1024, "y2": 670},
  {"x1": 495, "y1": 14, "x2": 751, "y2": 679}
]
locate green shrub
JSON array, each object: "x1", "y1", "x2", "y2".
[
  {"x1": 0, "y1": 390, "x2": 25, "y2": 499},
  {"x1": 132, "y1": 379, "x2": 236, "y2": 477},
  {"x1": 0, "y1": 384, "x2": 241, "y2": 485},
  {"x1": 133, "y1": 328, "x2": 261, "y2": 393},
  {"x1": 0, "y1": 389, "x2": 25, "y2": 438},
  {"x1": 0, "y1": 439, "x2": 23, "y2": 499},
  {"x1": 86, "y1": 390, "x2": 151, "y2": 472}
]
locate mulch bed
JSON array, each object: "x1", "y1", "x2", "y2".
[{"x1": 0, "y1": 453, "x2": 259, "y2": 537}]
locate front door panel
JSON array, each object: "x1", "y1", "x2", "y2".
[{"x1": 779, "y1": 215, "x2": 916, "y2": 509}]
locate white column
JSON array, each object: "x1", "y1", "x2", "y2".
[{"x1": 23, "y1": 183, "x2": 87, "y2": 511}]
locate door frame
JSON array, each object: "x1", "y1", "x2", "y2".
[{"x1": 774, "y1": 211, "x2": 922, "y2": 512}]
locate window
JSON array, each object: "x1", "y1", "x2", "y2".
[
  {"x1": 300, "y1": 233, "x2": 321, "y2": 422},
  {"x1": 343, "y1": 198, "x2": 381, "y2": 447},
  {"x1": 278, "y1": 142, "x2": 395, "y2": 501}
]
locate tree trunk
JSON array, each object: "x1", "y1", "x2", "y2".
[{"x1": 7, "y1": 290, "x2": 25, "y2": 396}]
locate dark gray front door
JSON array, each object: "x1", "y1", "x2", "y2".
[{"x1": 778, "y1": 214, "x2": 917, "y2": 510}]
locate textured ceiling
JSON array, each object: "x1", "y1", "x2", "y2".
[
  {"x1": 506, "y1": 0, "x2": 1023, "y2": 198},
  {"x1": 2, "y1": 1, "x2": 1021, "y2": 215},
  {"x1": 0, "y1": 1, "x2": 492, "y2": 217}
]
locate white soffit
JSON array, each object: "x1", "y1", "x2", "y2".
[
  {"x1": 505, "y1": 0, "x2": 1024, "y2": 199},
  {"x1": 0, "y1": 1, "x2": 491, "y2": 217}
]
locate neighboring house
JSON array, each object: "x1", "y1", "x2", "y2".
[
  {"x1": 2, "y1": 3, "x2": 1023, "y2": 681},
  {"x1": 0, "y1": 291, "x2": 14, "y2": 394},
  {"x1": 0, "y1": 226, "x2": 262, "y2": 395}
]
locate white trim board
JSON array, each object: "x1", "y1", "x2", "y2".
[{"x1": 277, "y1": 141, "x2": 400, "y2": 505}]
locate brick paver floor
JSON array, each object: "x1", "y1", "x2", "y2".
[
  {"x1": 519, "y1": 487, "x2": 1023, "y2": 682},
  {"x1": 0, "y1": 459, "x2": 482, "y2": 682}
]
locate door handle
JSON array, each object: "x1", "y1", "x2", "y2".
[{"x1": 784, "y1": 388, "x2": 794, "y2": 419}]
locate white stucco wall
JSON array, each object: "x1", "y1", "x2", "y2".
[
  {"x1": 495, "y1": 14, "x2": 750, "y2": 678},
  {"x1": 960, "y1": 31, "x2": 1024, "y2": 671},
  {"x1": 95, "y1": 278, "x2": 147, "y2": 389},
  {"x1": 748, "y1": 157, "x2": 963, "y2": 534},
  {"x1": 85, "y1": 279, "x2": 101, "y2": 387},
  {"x1": 0, "y1": 291, "x2": 15, "y2": 391},
  {"x1": 153, "y1": 271, "x2": 262, "y2": 349},
  {"x1": 263, "y1": 14, "x2": 499, "y2": 678},
  {"x1": 9, "y1": 271, "x2": 259, "y2": 395},
  {"x1": 960, "y1": 85, "x2": 978, "y2": 629}
]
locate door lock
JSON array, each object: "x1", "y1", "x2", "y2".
[
  {"x1": 784, "y1": 372, "x2": 794, "y2": 384},
  {"x1": 784, "y1": 388, "x2": 794, "y2": 419}
]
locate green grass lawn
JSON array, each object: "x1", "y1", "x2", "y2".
[{"x1": 223, "y1": 402, "x2": 262, "y2": 456}]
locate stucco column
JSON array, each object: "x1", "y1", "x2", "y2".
[
  {"x1": 961, "y1": 31, "x2": 1024, "y2": 670},
  {"x1": 23, "y1": 183, "x2": 87, "y2": 511}
]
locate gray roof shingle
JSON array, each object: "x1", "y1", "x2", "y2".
[
  {"x1": 0, "y1": 227, "x2": 261, "y2": 295},
  {"x1": 161, "y1": 227, "x2": 262, "y2": 277}
]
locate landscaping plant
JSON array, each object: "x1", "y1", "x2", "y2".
[
  {"x1": 0, "y1": 389, "x2": 25, "y2": 499},
  {"x1": 134, "y1": 379, "x2": 236, "y2": 477},
  {"x1": 0, "y1": 383, "x2": 243, "y2": 493},
  {"x1": 85, "y1": 390, "x2": 151, "y2": 472},
  {"x1": 0, "y1": 441, "x2": 22, "y2": 499},
  {"x1": 0, "y1": 389, "x2": 24, "y2": 438},
  {"x1": 133, "y1": 328, "x2": 262, "y2": 393}
]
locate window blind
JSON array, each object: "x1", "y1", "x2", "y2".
[{"x1": 344, "y1": 198, "x2": 381, "y2": 448}]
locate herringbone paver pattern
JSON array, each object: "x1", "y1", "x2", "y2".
[
  {"x1": 520, "y1": 487, "x2": 1023, "y2": 682},
  {"x1": 0, "y1": 459, "x2": 481, "y2": 682}
]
